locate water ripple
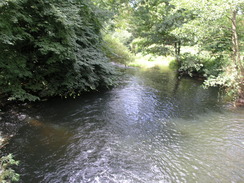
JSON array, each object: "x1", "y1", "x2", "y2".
[{"x1": 4, "y1": 68, "x2": 244, "y2": 183}]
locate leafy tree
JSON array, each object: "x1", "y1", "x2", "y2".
[
  {"x1": 93, "y1": 0, "x2": 134, "y2": 64},
  {"x1": 102, "y1": 34, "x2": 134, "y2": 66},
  {"x1": 130, "y1": 0, "x2": 194, "y2": 61},
  {"x1": 171, "y1": 0, "x2": 244, "y2": 101},
  {"x1": 0, "y1": 0, "x2": 116, "y2": 101}
]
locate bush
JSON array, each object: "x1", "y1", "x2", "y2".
[
  {"x1": 0, "y1": 0, "x2": 116, "y2": 101},
  {"x1": 0, "y1": 154, "x2": 19, "y2": 183},
  {"x1": 204, "y1": 64, "x2": 243, "y2": 100},
  {"x1": 102, "y1": 34, "x2": 134, "y2": 65},
  {"x1": 178, "y1": 52, "x2": 226, "y2": 77},
  {"x1": 178, "y1": 53, "x2": 204, "y2": 76}
]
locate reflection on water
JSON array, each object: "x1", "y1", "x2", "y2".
[{"x1": 3, "y1": 67, "x2": 244, "y2": 183}]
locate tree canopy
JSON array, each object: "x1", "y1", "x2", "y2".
[
  {"x1": 125, "y1": 0, "x2": 244, "y2": 101},
  {"x1": 0, "y1": 0, "x2": 116, "y2": 101},
  {"x1": 0, "y1": 0, "x2": 243, "y2": 102}
]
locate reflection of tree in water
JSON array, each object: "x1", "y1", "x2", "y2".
[
  {"x1": 137, "y1": 67, "x2": 220, "y2": 118},
  {"x1": 172, "y1": 73, "x2": 181, "y2": 95},
  {"x1": 137, "y1": 66, "x2": 176, "y2": 93}
]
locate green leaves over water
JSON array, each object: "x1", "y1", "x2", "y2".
[{"x1": 0, "y1": 0, "x2": 116, "y2": 101}]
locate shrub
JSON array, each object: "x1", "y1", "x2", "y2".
[
  {"x1": 204, "y1": 64, "x2": 242, "y2": 100},
  {"x1": 0, "y1": 154, "x2": 19, "y2": 183},
  {"x1": 178, "y1": 53, "x2": 204, "y2": 76},
  {"x1": 102, "y1": 34, "x2": 134, "y2": 66},
  {"x1": 0, "y1": 0, "x2": 116, "y2": 101},
  {"x1": 178, "y1": 52, "x2": 226, "y2": 77}
]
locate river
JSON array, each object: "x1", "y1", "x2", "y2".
[{"x1": 3, "y1": 66, "x2": 244, "y2": 183}]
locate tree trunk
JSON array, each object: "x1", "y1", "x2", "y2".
[
  {"x1": 231, "y1": 10, "x2": 244, "y2": 102},
  {"x1": 177, "y1": 40, "x2": 181, "y2": 56},
  {"x1": 231, "y1": 10, "x2": 244, "y2": 74},
  {"x1": 174, "y1": 40, "x2": 181, "y2": 65}
]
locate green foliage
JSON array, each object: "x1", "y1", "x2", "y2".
[
  {"x1": 131, "y1": 38, "x2": 172, "y2": 55},
  {"x1": 169, "y1": 59, "x2": 180, "y2": 70},
  {"x1": 178, "y1": 53, "x2": 204, "y2": 76},
  {"x1": 170, "y1": 0, "x2": 244, "y2": 59},
  {"x1": 0, "y1": 0, "x2": 116, "y2": 101},
  {"x1": 0, "y1": 154, "x2": 20, "y2": 183},
  {"x1": 131, "y1": 38, "x2": 149, "y2": 53},
  {"x1": 130, "y1": 0, "x2": 194, "y2": 55},
  {"x1": 112, "y1": 30, "x2": 133, "y2": 47},
  {"x1": 204, "y1": 64, "x2": 242, "y2": 99},
  {"x1": 102, "y1": 34, "x2": 134, "y2": 65},
  {"x1": 145, "y1": 45, "x2": 172, "y2": 56},
  {"x1": 178, "y1": 53, "x2": 226, "y2": 77},
  {"x1": 130, "y1": 53, "x2": 174, "y2": 68},
  {"x1": 169, "y1": 0, "x2": 244, "y2": 100},
  {"x1": 97, "y1": 0, "x2": 244, "y2": 103}
]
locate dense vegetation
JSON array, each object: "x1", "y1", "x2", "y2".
[
  {"x1": 0, "y1": 0, "x2": 243, "y2": 181},
  {"x1": 0, "y1": 0, "x2": 116, "y2": 102},
  {"x1": 0, "y1": 0, "x2": 243, "y2": 102},
  {"x1": 97, "y1": 0, "x2": 244, "y2": 103}
]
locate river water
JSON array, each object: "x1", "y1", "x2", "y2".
[{"x1": 3, "y1": 66, "x2": 244, "y2": 183}]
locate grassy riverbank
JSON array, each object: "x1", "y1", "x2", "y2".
[
  {"x1": 129, "y1": 53, "x2": 174, "y2": 68},
  {"x1": 126, "y1": 51, "x2": 244, "y2": 106}
]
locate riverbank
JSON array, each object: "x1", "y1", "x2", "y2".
[{"x1": 0, "y1": 63, "x2": 243, "y2": 149}]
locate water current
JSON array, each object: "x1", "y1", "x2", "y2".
[{"x1": 3, "y1": 66, "x2": 244, "y2": 183}]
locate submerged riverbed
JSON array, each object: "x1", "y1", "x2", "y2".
[{"x1": 2, "y1": 66, "x2": 244, "y2": 183}]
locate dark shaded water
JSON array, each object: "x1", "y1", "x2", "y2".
[{"x1": 3, "y1": 67, "x2": 244, "y2": 183}]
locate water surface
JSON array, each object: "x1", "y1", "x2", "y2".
[{"x1": 4, "y1": 67, "x2": 244, "y2": 183}]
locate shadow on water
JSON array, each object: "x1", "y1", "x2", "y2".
[{"x1": 2, "y1": 66, "x2": 244, "y2": 183}]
